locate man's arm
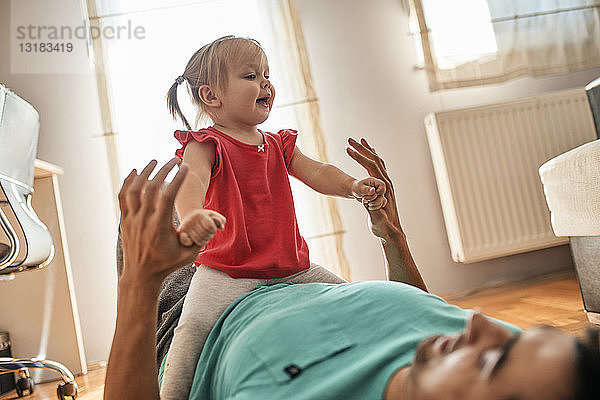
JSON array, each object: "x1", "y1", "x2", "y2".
[
  {"x1": 104, "y1": 159, "x2": 201, "y2": 400},
  {"x1": 346, "y1": 138, "x2": 428, "y2": 292}
]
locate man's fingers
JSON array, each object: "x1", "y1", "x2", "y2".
[
  {"x1": 377, "y1": 196, "x2": 388, "y2": 209},
  {"x1": 139, "y1": 159, "x2": 158, "y2": 180},
  {"x1": 161, "y1": 164, "x2": 188, "y2": 218},
  {"x1": 359, "y1": 138, "x2": 378, "y2": 158},
  {"x1": 346, "y1": 146, "x2": 377, "y2": 175},
  {"x1": 185, "y1": 226, "x2": 211, "y2": 247},
  {"x1": 126, "y1": 160, "x2": 157, "y2": 213},
  {"x1": 145, "y1": 158, "x2": 179, "y2": 200},
  {"x1": 349, "y1": 137, "x2": 377, "y2": 161},
  {"x1": 118, "y1": 169, "x2": 137, "y2": 217},
  {"x1": 179, "y1": 231, "x2": 193, "y2": 247},
  {"x1": 360, "y1": 137, "x2": 375, "y2": 152},
  {"x1": 347, "y1": 138, "x2": 382, "y2": 175},
  {"x1": 164, "y1": 164, "x2": 187, "y2": 201},
  {"x1": 348, "y1": 138, "x2": 393, "y2": 195},
  {"x1": 350, "y1": 137, "x2": 389, "y2": 176},
  {"x1": 360, "y1": 138, "x2": 389, "y2": 174},
  {"x1": 178, "y1": 245, "x2": 204, "y2": 267},
  {"x1": 365, "y1": 195, "x2": 387, "y2": 210}
]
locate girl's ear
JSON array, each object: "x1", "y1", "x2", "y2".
[{"x1": 198, "y1": 85, "x2": 221, "y2": 108}]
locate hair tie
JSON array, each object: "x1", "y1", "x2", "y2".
[{"x1": 176, "y1": 75, "x2": 185, "y2": 85}]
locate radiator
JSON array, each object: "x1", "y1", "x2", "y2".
[{"x1": 425, "y1": 88, "x2": 597, "y2": 263}]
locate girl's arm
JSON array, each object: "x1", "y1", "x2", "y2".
[
  {"x1": 288, "y1": 145, "x2": 383, "y2": 199},
  {"x1": 175, "y1": 140, "x2": 215, "y2": 217},
  {"x1": 175, "y1": 141, "x2": 226, "y2": 246}
]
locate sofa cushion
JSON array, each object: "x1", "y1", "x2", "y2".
[{"x1": 539, "y1": 139, "x2": 600, "y2": 236}]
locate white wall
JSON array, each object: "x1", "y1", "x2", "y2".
[
  {"x1": 0, "y1": 0, "x2": 117, "y2": 364},
  {"x1": 296, "y1": 0, "x2": 600, "y2": 294}
]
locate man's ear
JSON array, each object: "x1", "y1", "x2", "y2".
[{"x1": 198, "y1": 85, "x2": 221, "y2": 108}]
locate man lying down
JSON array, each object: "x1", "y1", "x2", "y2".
[{"x1": 105, "y1": 138, "x2": 599, "y2": 400}]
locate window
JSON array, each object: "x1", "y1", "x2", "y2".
[
  {"x1": 409, "y1": 0, "x2": 600, "y2": 91},
  {"x1": 410, "y1": 0, "x2": 497, "y2": 69}
]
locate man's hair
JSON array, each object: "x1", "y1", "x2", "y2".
[{"x1": 574, "y1": 328, "x2": 600, "y2": 400}]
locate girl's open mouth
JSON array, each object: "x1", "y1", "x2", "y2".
[{"x1": 256, "y1": 97, "x2": 270, "y2": 107}]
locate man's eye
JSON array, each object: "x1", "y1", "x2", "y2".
[
  {"x1": 478, "y1": 349, "x2": 501, "y2": 377},
  {"x1": 477, "y1": 352, "x2": 487, "y2": 369}
]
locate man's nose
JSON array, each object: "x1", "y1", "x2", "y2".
[{"x1": 466, "y1": 312, "x2": 509, "y2": 346}]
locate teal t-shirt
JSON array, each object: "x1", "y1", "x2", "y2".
[{"x1": 161, "y1": 281, "x2": 520, "y2": 399}]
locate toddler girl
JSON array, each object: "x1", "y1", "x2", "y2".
[{"x1": 161, "y1": 35, "x2": 385, "y2": 399}]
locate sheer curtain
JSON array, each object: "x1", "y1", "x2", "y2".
[
  {"x1": 409, "y1": 0, "x2": 600, "y2": 91},
  {"x1": 86, "y1": 0, "x2": 351, "y2": 279}
]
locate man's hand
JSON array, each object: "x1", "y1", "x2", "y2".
[
  {"x1": 346, "y1": 138, "x2": 402, "y2": 242},
  {"x1": 346, "y1": 138, "x2": 427, "y2": 291},
  {"x1": 178, "y1": 209, "x2": 226, "y2": 247},
  {"x1": 118, "y1": 158, "x2": 201, "y2": 288},
  {"x1": 351, "y1": 177, "x2": 387, "y2": 210}
]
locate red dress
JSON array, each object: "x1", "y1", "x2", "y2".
[{"x1": 175, "y1": 127, "x2": 310, "y2": 278}]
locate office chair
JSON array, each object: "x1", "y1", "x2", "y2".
[{"x1": 0, "y1": 84, "x2": 78, "y2": 399}]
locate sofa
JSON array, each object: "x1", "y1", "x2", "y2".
[{"x1": 539, "y1": 138, "x2": 600, "y2": 324}]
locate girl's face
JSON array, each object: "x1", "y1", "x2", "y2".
[{"x1": 216, "y1": 53, "x2": 274, "y2": 128}]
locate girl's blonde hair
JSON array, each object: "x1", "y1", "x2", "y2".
[{"x1": 166, "y1": 35, "x2": 267, "y2": 130}]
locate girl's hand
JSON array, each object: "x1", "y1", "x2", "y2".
[
  {"x1": 178, "y1": 209, "x2": 226, "y2": 247},
  {"x1": 351, "y1": 177, "x2": 386, "y2": 203}
]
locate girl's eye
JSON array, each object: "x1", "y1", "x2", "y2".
[
  {"x1": 264, "y1": 75, "x2": 270, "y2": 80},
  {"x1": 245, "y1": 74, "x2": 256, "y2": 79}
]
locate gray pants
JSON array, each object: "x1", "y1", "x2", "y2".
[{"x1": 160, "y1": 264, "x2": 346, "y2": 399}]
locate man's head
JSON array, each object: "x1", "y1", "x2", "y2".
[{"x1": 405, "y1": 312, "x2": 600, "y2": 400}]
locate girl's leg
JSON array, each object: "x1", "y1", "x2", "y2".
[
  {"x1": 160, "y1": 266, "x2": 261, "y2": 400},
  {"x1": 272, "y1": 262, "x2": 347, "y2": 285}
]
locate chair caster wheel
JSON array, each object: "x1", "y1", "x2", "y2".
[
  {"x1": 56, "y1": 380, "x2": 78, "y2": 399},
  {"x1": 15, "y1": 376, "x2": 34, "y2": 397}
]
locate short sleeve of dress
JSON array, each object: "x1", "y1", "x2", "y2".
[
  {"x1": 277, "y1": 129, "x2": 298, "y2": 168},
  {"x1": 174, "y1": 129, "x2": 223, "y2": 178}
]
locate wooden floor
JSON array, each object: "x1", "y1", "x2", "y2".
[
  {"x1": 1, "y1": 274, "x2": 593, "y2": 400},
  {"x1": 444, "y1": 273, "x2": 592, "y2": 337},
  {"x1": 0, "y1": 366, "x2": 105, "y2": 400}
]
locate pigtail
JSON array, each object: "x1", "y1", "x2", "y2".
[{"x1": 166, "y1": 78, "x2": 193, "y2": 131}]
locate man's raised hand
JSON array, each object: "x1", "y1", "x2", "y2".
[
  {"x1": 118, "y1": 158, "x2": 201, "y2": 287},
  {"x1": 346, "y1": 138, "x2": 402, "y2": 241}
]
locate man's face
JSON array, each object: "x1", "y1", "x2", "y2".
[{"x1": 406, "y1": 313, "x2": 576, "y2": 400}]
